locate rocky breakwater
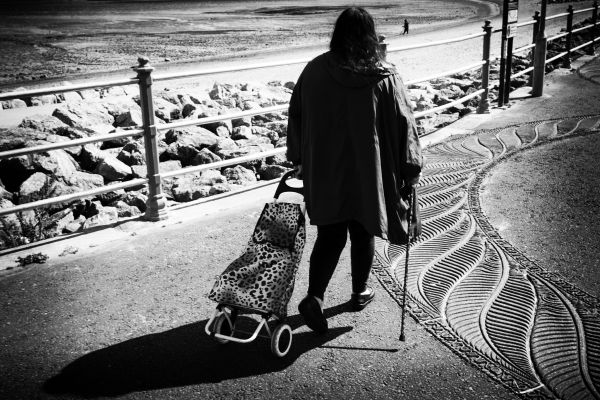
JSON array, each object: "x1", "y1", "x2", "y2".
[
  {"x1": 0, "y1": 80, "x2": 294, "y2": 249},
  {"x1": 0, "y1": 50, "x2": 553, "y2": 251}
]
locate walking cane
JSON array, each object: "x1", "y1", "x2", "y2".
[{"x1": 399, "y1": 186, "x2": 415, "y2": 342}]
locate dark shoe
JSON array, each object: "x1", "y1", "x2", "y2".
[
  {"x1": 351, "y1": 286, "x2": 375, "y2": 311},
  {"x1": 298, "y1": 296, "x2": 328, "y2": 334}
]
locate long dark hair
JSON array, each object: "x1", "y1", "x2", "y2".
[{"x1": 330, "y1": 7, "x2": 382, "y2": 73}]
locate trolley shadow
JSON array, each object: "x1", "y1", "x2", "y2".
[{"x1": 43, "y1": 305, "x2": 351, "y2": 398}]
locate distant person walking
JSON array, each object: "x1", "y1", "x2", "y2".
[
  {"x1": 287, "y1": 7, "x2": 423, "y2": 334},
  {"x1": 403, "y1": 19, "x2": 409, "y2": 34}
]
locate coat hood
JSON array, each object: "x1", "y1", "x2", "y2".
[{"x1": 321, "y1": 51, "x2": 397, "y2": 88}]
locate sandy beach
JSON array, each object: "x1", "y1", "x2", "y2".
[{"x1": 0, "y1": 0, "x2": 502, "y2": 88}]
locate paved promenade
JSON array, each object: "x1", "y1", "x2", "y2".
[{"x1": 1, "y1": 55, "x2": 599, "y2": 400}]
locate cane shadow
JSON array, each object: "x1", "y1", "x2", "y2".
[{"x1": 43, "y1": 303, "x2": 350, "y2": 398}]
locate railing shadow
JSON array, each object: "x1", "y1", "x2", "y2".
[{"x1": 43, "y1": 303, "x2": 351, "y2": 398}]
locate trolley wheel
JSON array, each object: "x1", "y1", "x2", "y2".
[
  {"x1": 270, "y1": 323, "x2": 293, "y2": 357},
  {"x1": 213, "y1": 312, "x2": 235, "y2": 344}
]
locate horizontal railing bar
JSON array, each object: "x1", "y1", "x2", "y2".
[
  {"x1": 387, "y1": 32, "x2": 485, "y2": 53},
  {"x1": 573, "y1": 7, "x2": 595, "y2": 15},
  {"x1": 405, "y1": 60, "x2": 485, "y2": 86},
  {"x1": 513, "y1": 43, "x2": 536, "y2": 54},
  {"x1": 0, "y1": 78, "x2": 139, "y2": 101},
  {"x1": 161, "y1": 147, "x2": 286, "y2": 178},
  {"x1": 0, "y1": 178, "x2": 148, "y2": 217},
  {"x1": 515, "y1": 19, "x2": 537, "y2": 28},
  {"x1": 572, "y1": 38, "x2": 596, "y2": 52},
  {"x1": 572, "y1": 24, "x2": 594, "y2": 34},
  {"x1": 512, "y1": 66, "x2": 535, "y2": 79},
  {"x1": 0, "y1": 129, "x2": 144, "y2": 160},
  {"x1": 157, "y1": 104, "x2": 289, "y2": 132},
  {"x1": 548, "y1": 31, "x2": 569, "y2": 42},
  {"x1": 546, "y1": 51, "x2": 569, "y2": 64},
  {"x1": 546, "y1": 12, "x2": 570, "y2": 21},
  {"x1": 153, "y1": 57, "x2": 313, "y2": 83},
  {"x1": 414, "y1": 89, "x2": 485, "y2": 119}
]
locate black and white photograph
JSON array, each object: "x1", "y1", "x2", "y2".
[{"x1": 1, "y1": 0, "x2": 600, "y2": 399}]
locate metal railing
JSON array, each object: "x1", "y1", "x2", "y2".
[
  {"x1": 0, "y1": 2, "x2": 597, "y2": 224},
  {"x1": 531, "y1": 1, "x2": 599, "y2": 95}
]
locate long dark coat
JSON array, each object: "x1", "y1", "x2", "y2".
[{"x1": 286, "y1": 51, "x2": 423, "y2": 244}]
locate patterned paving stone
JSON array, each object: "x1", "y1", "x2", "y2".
[{"x1": 374, "y1": 115, "x2": 600, "y2": 400}]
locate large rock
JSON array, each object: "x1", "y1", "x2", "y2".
[
  {"x1": 63, "y1": 215, "x2": 86, "y2": 233},
  {"x1": 212, "y1": 137, "x2": 238, "y2": 156},
  {"x1": 117, "y1": 141, "x2": 146, "y2": 166},
  {"x1": 102, "y1": 98, "x2": 143, "y2": 128},
  {"x1": 52, "y1": 101, "x2": 114, "y2": 134},
  {"x1": 79, "y1": 144, "x2": 106, "y2": 171},
  {"x1": 263, "y1": 121, "x2": 288, "y2": 137},
  {"x1": 258, "y1": 164, "x2": 288, "y2": 180},
  {"x1": 2, "y1": 99, "x2": 27, "y2": 109},
  {"x1": 164, "y1": 126, "x2": 218, "y2": 148},
  {"x1": 159, "y1": 160, "x2": 183, "y2": 173},
  {"x1": 123, "y1": 192, "x2": 147, "y2": 212},
  {"x1": 19, "y1": 115, "x2": 70, "y2": 135},
  {"x1": 266, "y1": 153, "x2": 292, "y2": 167},
  {"x1": 19, "y1": 115, "x2": 90, "y2": 140},
  {"x1": 198, "y1": 169, "x2": 227, "y2": 186},
  {"x1": 0, "y1": 185, "x2": 13, "y2": 202},
  {"x1": 177, "y1": 94, "x2": 197, "y2": 118},
  {"x1": 209, "y1": 83, "x2": 234, "y2": 101},
  {"x1": 170, "y1": 169, "x2": 228, "y2": 202},
  {"x1": 223, "y1": 165, "x2": 257, "y2": 186},
  {"x1": 98, "y1": 189, "x2": 126, "y2": 206},
  {"x1": 18, "y1": 172, "x2": 52, "y2": 203},
  {"x1": 254, "y1": 85, "x2": 291, "y2": 105},
  {"x1": 191, "y1": 148, "x2": 222, "y2": 166},
  {"x1": 114, "y1": 200, "x2": 142, "y2": 218},
  {"x1": 60, "y1": 91, "x2": 83, "y2": 103},
  {"x1": 82, "y1": 207, "x2": 118, "y2": 230},
  {"x1": 235, "y1": 136, "x2": 271, "y2": 147},
  {"x1": 153, "y1": 98, "x2": 181, "y2": 122},
  {"x1": 172, "y1": 182, "x2": 211, "y2": 202},
  {"x1": 95, "y1": 156, "x2": 133, "y2": 181},
  {"x1": 164, "y1": 142, "x2": 200, "y2": 166},
  {"x1": 0, "y1": 127, "x2": 52, "y2": 151},
  {"x1": 0, "y1": 199, "x2": 21, "y2": 238},
  {"x1": 252, "y1": 126, "x2": 279, "y2": 144},
  {"x1": 30, "y1": 94, "x2": 58, "y2": 107},
  {"x1": 231, "y1": 126, "x2": 253, "y2": 140},
  {"x1": 32, "y1": 149, "x2": 80, "y2": 179},
  {"x1": 180, "y1": 88, "x2": 211, "y2": 105},
  {"x1": 156, "y1": 90, "x2": 181, "y2": 106}
]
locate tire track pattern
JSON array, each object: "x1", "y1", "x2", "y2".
[{"x1": 373, "y1": 116, "x2": 600, "y2": 399}]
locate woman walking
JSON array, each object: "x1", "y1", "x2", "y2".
[{"x1": 286, "y1": 7, "x2": 422, "y2": 333}]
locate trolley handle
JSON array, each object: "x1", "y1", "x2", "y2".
[{"x1": 274, "y1": 169, "x2": 303, "y2": 199}]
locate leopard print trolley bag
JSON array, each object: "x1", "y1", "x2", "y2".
[{"x1": 206, "y1": 170, "x2": 305, "y2": 357}]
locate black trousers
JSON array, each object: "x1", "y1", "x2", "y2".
[{"x1": 308, "y1": 220, "x2": 375, "y2": 300}]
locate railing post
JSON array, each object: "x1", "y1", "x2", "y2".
[
  {"x1": 563, "y1": 5, "x2": 574, "y2": 68},
  {"x1": 133, "y1": 57, "x2": 168, "y2": 221},
  {"x1": 477, "y1": 20, "x2": 492, "y2": 114},
  {"x1": 530, "y1": 11, "x2": 540, "y2": 86},
  {"x1": 532, "y1": 0, "x2": 548, "y2": 97},
  {"x1": 589, "y1": 1, "x2": 599, "y2": 55},
  {"x1": 378, "y1": 35, "x2": 388, "y2": 61}
]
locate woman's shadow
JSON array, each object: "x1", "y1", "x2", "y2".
[{"x1": 44, "y1": 304, "x2": 352, "y2": 398}]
